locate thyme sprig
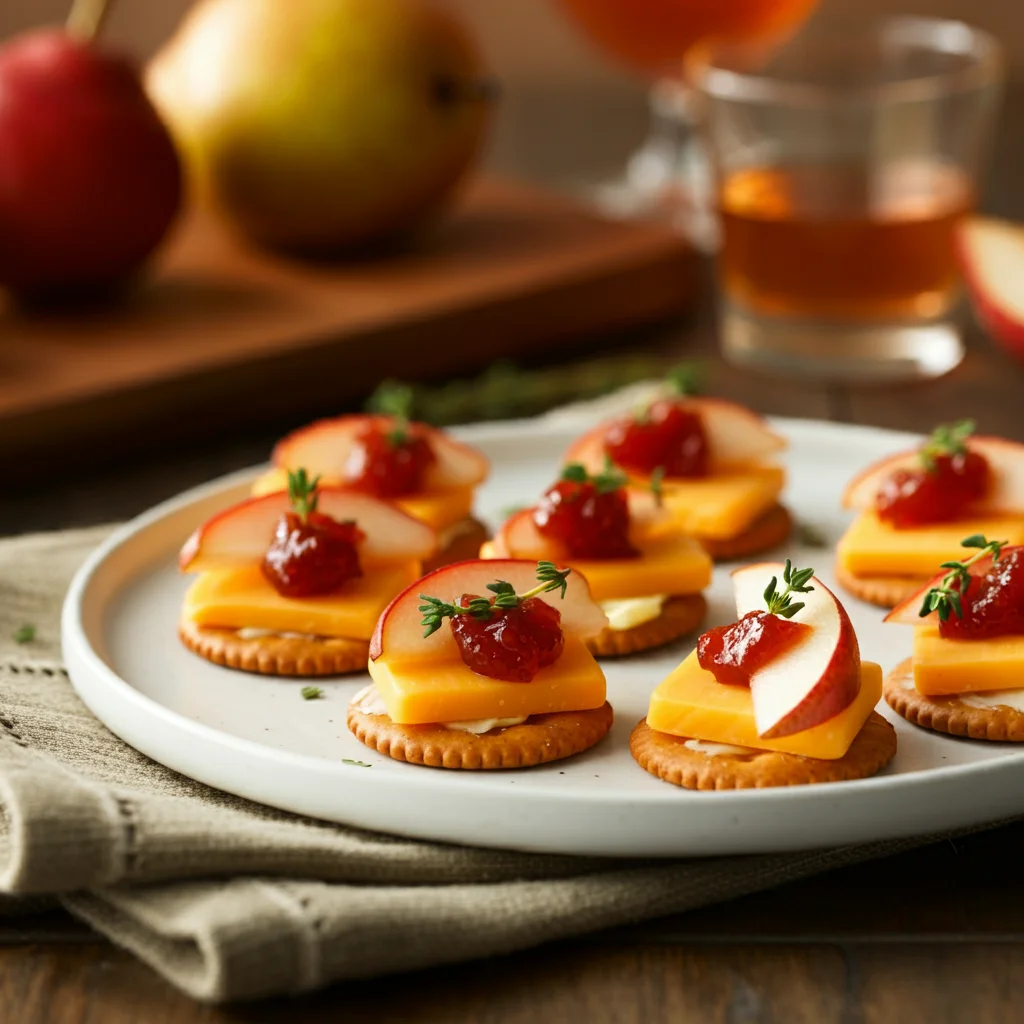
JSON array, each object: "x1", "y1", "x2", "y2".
[
  {"x1": 561, "y1": 457, "x2": 628, "y2": 495},
  {"x1": 287, "y1": 468, "x2": 320, "y2": 522},
  {"x1": 665, "y1": 361, "x2": 705, "y2": 397},
  {"x1": 419, "y1": 562, "x2": 572, "y2": 638},
  {"x1": 650, "y1": 466, "x2": 665, "y2": 507},
  {"x1": 762, "y1": 560, "x2": 815, "y2": 620},
  {"x1": 918, "y1": 534, "x2": 1006, "y2": 622},
  {"x1": 920, "y1": 419, "x2": 975, "y2": 472},
  {"x1": 368, "y1": 380, "x2": 415, "y2": 446}
]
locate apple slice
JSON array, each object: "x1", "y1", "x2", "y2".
[
  {"x1": 180, "y1": 489, "x2": 437, "y2": 572},
  {"x1": 842, "y1": 436, "x2": 1024, "y2": 514},
  {"x1": 958, "y1": 216, "x2": 1024, "y2": 360},
  {"x1": 731, "y1": 563, "x2": 861, "y2": 740},
  {"x1": 370, "y1": 559, "x2": 609, "y2": 662},
  {"x1": 884, "y1": 551, "x2": 999, "y2": 625},
  {"x1": 564, "y1": 397, "x2": 786, "y2": 475},
  {"x1": 272, "y1": 415, "x2": 489, "y2": 491}
]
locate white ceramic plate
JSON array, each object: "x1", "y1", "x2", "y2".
[{"x1": 62, "y1": 417, "x2": 1024, "y2": 858}]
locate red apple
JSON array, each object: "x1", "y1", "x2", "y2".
[
  {"x1": 180, "y1": 488, "x2": 437, "y2": 573},
  {"x1": 272, "y1": 415, "x2": 489, "y2": 491},
  {"x1": 370, "y1": 559, "x2": 609, "y2": 662},
  {"x1": 884, "y1": 552, "x2": 999, "y2": 626},
  {"x1": 731, "y1": 563, "x2": 861, "y2": 740},
  {"x1": 842, "y1": 436, "x2": 1024, "y2": 514},
  {"x1": 957, "y1": 216, "x2": 1024, "y2": 360},
  {"x1": 0, "y1": 25, "x2": 181, "y2": 299},
  {"x1": 564, "y1": 397, "x2": 786, "y2": 476}
]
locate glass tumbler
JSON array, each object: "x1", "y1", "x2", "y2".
[{"x1": 693, "y1": 17, "x2": 1004, "y2": 382}]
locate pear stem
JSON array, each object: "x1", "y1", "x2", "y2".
[{"x1": 66, "y1": 0, "x2": 114, "y2": 42}]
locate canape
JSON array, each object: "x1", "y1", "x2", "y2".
[
  {"x1": 480, "y1": 461, "x2": 712, "y2": 656},
  {"x1": 882, "y1": 534, "x2": 1024, "y2": 741},
  {"x1": 347, "y1": 560, "x2": 613, "y2": 768},
  {"x1": 251, "y1": 400, "x2": 489, "y2": 570},
  {"x1": 836, "y1": 421, "x2": 1024, "y2": 608},
  {"x1": 179, "y1": 470, "x2": 437, "y2": 675},
  {"x1": 562, "y1": 373, "x2": 789, "y2": 560},
  {"x1": 630, "y1": 561, "x2": 897, "y2": 789}
]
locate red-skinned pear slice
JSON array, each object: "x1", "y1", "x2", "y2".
[
  {"x1": 957, "y1": 217, "x2": 1024, "y2": 361},
  {"x1": 370, "y1": 559, "x2": 609, "y2": 663},
  {"x1": 731, "y1": 563, "x2": 861, "y2": 740},
  {"x1": 180, "y1": 489, "x2": 437, "y2": 573},
  {"x1": 842, "y1": 436, "x2": 1024, "y2": 515},
  {"x1": 884, "y1": 552, "x2": 998, "y2": 626},
  {"x1": 272, "y1": 415, "x2": 489, "y2": 491},
  {"x1": 564, "y1": 397, "x2": 786, "y2": 475},
  {"x1": 495, "y1": 488, "x2": 675, "y2": 560}
]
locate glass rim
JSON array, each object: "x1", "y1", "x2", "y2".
[{"x1": 691, "y1": 16, "x2": 1003, "y2": 108}]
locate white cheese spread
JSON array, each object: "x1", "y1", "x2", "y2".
[
  {"x1": 350, "y1": 684, "x2": 527, "y2": 733},
  {"x1": 599, "y1": 595, "x2": 667, "y2": 632}
]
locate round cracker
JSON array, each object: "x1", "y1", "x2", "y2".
[
  {"x1": 629, "y1": 712, "x2": 897, "y2": 789},
  {"x1": 884, "y1": 657, "x2": 1024, "y2": 742},
  {"x1": 423, "y1": 517, "x2": 490, "y2": 573},
  {"x1": 179, "y1": 620, "x2": 368, "y2": 676},
  {"x1": 697, "y1": 503, "x2": 793, "y2": 561},
  {"x1": 346, "y1": 701, "x2": 614, "y2": 769},
  {"x1": 588, "y1": 594, "x2": 706, "y2": 658},
  {"x1": 834, "y1": 562, "x2": 926, "y2": 610}
]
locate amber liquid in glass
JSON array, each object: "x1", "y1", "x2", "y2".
[{"x1": 718, "y1": 162, "x2": 972, "y2": 321}]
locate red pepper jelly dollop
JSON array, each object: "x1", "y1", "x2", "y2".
[
  {"x1": 939, "y1": 547, "x2": 1024, "y2": 640},
  {"x1": 262, "y1": 513, "x2": 365, "y2": 598},
  {"x1": 697, "y1": 611, "x2": 812, "y2": 686},
  {"x1": 876, "y1": 450, "x2": 989, "y2": 529},
  {"x1": 533, "y1": 478, "x2": 638, "y2": 560},
  {"x1": 450, "y1": 595, "x2": 565, "y2": 682},
  {"x1": 344, "y1": 420, "x2": 436, "y2": 498},
  {"x1": 603, "y1": 399, "x2": 709, "y2": 478}
]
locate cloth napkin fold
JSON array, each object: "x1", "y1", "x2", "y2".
[{"x1": 0, "y1": 523, "x2": 999, "y2": 1002}]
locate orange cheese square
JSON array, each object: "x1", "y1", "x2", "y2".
[
  {"x1": 646, "y1": 652, "x2": 882, "y2": 760},
  {"x1": 837, "y1": 512, "x2": 1024, "y2": 579},
  {"x1": 661, "y1": 466, "x2": 784, "y2": 540},
  {"x1": 183, "y1": 562, "x2": 421, "y2": 640},
  {"x1": 368, "y1": 636, "x2": 606, "y2": 725},
  {"x1": 913, "y1": 627, "x2": 1024, "y2": 696}
]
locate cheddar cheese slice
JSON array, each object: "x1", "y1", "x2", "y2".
[
  {"x1": 660, "y1": 466, "x2": 784, "y2": 539},
  {"x1": 183, "y1": 562, "x2": 421, "y2": 640},
  {"x1": 837, "y1": 512, "x2": 1024, "y2": 580},
  {"x1": 646, "y1": 652, "x2": 882, "y2": 760},
  {"x1": 912, "y1": 627, "x2": 1024, "y2": 696},
  {"x1": 250, "y1": 467, "x2": 473, "y2": 532},
  {"x1": 368, "y1": 635, "x2": 606, "y2": 724}
]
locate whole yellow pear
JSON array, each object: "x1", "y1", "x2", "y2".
[{"x1": 147, "y1": 0, "x2": 493, "y2": 254}]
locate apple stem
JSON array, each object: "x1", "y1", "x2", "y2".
[{"x1": 66, "y1": 0, "x2": 114, "y2": 41}]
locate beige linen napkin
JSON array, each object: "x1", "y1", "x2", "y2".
[{"x1": 0, "y1": 525, "x2": 1001, "y2": 1002}]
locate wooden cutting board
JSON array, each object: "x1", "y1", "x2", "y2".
[{"x1": 0, "y1": 177, "x2": 696, "y2": 471}]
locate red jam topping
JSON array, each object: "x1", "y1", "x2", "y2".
[
  {"x1": 262, "y1": 512, "x2": 364, "y2": 598},
  {"x1": 697, "y1": 611, "x2": 812, "y2": 686},
  {"x1": 449, "y1": 595, "x2": 565, "y2": 682},
  {"x1": 938, "y1": 547, "x2": 1024, "y2": 640},
  {"x1": 603, "y1": 399, "x2": 709, "y2": 479},
  {"x1": 876, "y1": 450, "x2": 989, "y2": 529},
  {"x1": 533, "y1": 478, "x2": 637, "y2": 560},
  {"x1": 344, "y1": 420, "x2": 435, "y2": 498}
]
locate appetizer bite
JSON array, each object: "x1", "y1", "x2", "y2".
[
  {"x1": 883, "y1": 535, "x2": 1024, "y2": 741},
  {"x1": 561, "y1": 371, "x2": 789, "y2": 560},
  {"x1": 348, "y1": 560, "x2": 613, "y2": 768},
  {"x1": 480, "y1": 461, "x2": 712, "y2": 656},
  {"x1": 252, "y1": 392, "x2": 489, "y2": 570},
  {"x1": 836, "y1": 421, "x2": 1024, "y2": 608},
  {"x1": 179, "y1": 470, "x2": 437, "y2": 675},
  {"x1": 631, "y1": 561, "x2": 897, "y2": 789}
]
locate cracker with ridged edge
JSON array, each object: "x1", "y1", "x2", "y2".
[
  {"x1": 833, "y1": 561, "x2": 927, "y2": 610},
  {"x1": 423, "y1": 517, "x2": 490, "y2": 573},
  {"x1": 629, "y1": 712, "x2": 897, "y2": 789},
  {"x1": 346, "y1": 701, "x2": 614, "y2": 769},
  {"x1": 588, "y1": 594, "x2": 706, "y2": 658},
  {"x1": 884, "y1": 657, "x2": 1024, "y2": 742},
  {"x1": 697, "y1": 503, "x2": 793, "y2": 561},
  {"x1": 179, "y1": 620, "x2": 368, "y2": 676}
]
